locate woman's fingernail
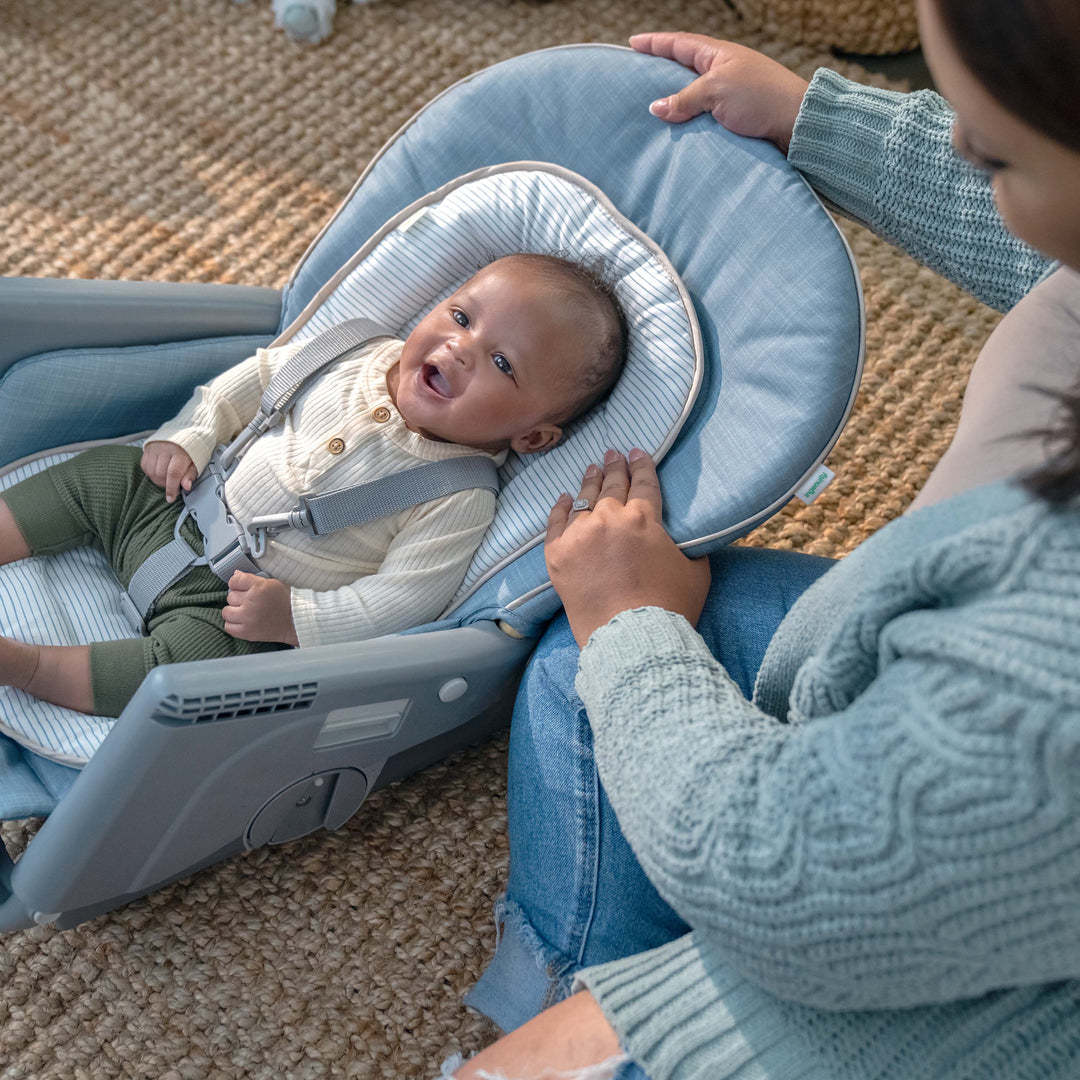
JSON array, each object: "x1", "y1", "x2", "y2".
[
  {"x1": 604, "y1": 449, "x2": 621, "y2": 464},
  {"x1": 585, "y1": 464, "x2": 601, "y2": 478},
  {"x1": 649, "y1": 98, "x2": 669, "y2": 117},
  {"x1": 628, "y1": 447, "x2": 647, "y2": 462}
]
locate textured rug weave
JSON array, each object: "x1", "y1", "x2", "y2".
[{"x1": 0, "y1": 1, "x2": 1000, "y2": 1077}]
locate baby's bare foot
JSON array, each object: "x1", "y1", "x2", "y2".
[{"x1": 0, "y1": 635, "x2": 39, "y2": 691}]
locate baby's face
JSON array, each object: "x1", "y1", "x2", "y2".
[{"x1": 391, "y1": 259, "x2": 592, "y2": 453}]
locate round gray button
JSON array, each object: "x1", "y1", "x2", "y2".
[{"x1": 438, "y1": 677, "x2": 468, "y2": 703}]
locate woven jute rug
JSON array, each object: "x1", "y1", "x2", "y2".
[{"x1": 0, "y1": 1, "x2": 1001, "y2": 1077}]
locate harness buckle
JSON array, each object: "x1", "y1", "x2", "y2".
[{"x1": 179, "y1": 451, "x2": 263, "y2": 583}]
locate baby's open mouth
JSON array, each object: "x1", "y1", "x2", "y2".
[{"x1": 423, "y1": 363, "x2": 453, "y2": 398}]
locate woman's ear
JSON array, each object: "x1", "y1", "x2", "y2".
[{"x1": 511, "y1": 422, "x2": 563, "y2": 454}]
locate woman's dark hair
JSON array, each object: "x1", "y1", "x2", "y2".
[
  {"x1": 935, "y1": 0, "x2": 1080, "y2": 504},
  {"x1": 935, "y1": 0, "x2": 1080, "y2": 154}
]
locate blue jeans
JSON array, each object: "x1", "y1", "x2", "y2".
[{"x1": 464, "y1": 545, "x2": 835, "y2": 1074}]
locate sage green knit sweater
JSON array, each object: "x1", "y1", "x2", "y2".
[{"x1": 574, "y1": 70, "x2": 1079, "y2": 1080}]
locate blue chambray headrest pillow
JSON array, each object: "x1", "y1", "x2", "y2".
[{"x1": 277, "y1": 164, "x2": 704, "y2": 615}]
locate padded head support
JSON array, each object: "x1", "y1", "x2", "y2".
[{"x1": 284, "y1": 45, "x2": 863, "y2": 633}]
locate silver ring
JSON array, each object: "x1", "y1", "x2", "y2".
[{"x1": 571, "y1": 498, "x2": 594, "y2": 512}]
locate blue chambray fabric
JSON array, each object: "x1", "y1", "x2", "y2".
[
  {"x1": 0, "y1": 736, "x2": 78, "y2": 820},
  {"x1": 0, "y1": 334, "x2": 275, "y2": 466},
  {"x1": 283, "y1": 44, "x2": 862, "y2": 632}
]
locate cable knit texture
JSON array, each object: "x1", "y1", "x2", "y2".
[
  {"x1": 572, "y1": 71, "x2": 1080, "y2": 1080},
  {"x1": 150, "y1": 337, "x2": 501, "y2": 647},
  {"x1": 576, "y1": 482, "x2": 1080, "y2": 1079}
]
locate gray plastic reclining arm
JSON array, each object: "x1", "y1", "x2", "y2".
[
  {"x1": 0, "y1": 277, "x2": 282, "y2": 374},
  {"x1": 0, "y1": 621, "x2": 533, "y2": 932}
]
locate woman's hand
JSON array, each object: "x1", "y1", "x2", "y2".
[
  {"x1": 222, "y1": 571, "x2": 299, "y2": 646},
  {"x1": 630, "y1": 31, "x2": 809, "y2": 154},
  {"x1": 546, "y1": 449, "x2": 711, "y2": 648},
  {"x1": 454, "y1": 991, "x2": 623, "y2": 1079},
  {"x1": 141, "y1": 440, "x2": 198, "y2": 503}
]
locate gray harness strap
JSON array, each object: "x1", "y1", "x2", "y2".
[
  {"x1": 122, "y1": 535, "x2": 203, "y2": 632},
  {"x1": 123, "y1": 319, "x2": 499, "y2": 632},
  {"x1": 248, "y1": 456, "x2": 500, "y2": 538},
  {"x1": 218, "y1": 317, "x2": 394, "y2": 473}
]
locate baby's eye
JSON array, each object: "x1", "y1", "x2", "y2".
[
  {"x1": 452, "y1": 309, "x2": 469, "y2": 328},
  {"x1": 493, "y1": 353, "x2": 513, "y2": 377}
]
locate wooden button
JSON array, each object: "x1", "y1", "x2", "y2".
[
  {"x1": 327, "y1": 437, "x2": 346, "y2": 455},
  {"x1": 372, "y1": 406, "x2": 391, "y2": 423}
]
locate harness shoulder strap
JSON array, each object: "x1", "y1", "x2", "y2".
[
  {"x1": 261, "y1": 318, "x2": 394, "y2": 415},
  {"x1": 298, "y1": 455, "x2": 500, "y2": 535},
  {"x1": 220, "y1": 318, "x2": 397, "y2": 471}
]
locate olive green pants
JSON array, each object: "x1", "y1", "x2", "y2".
[{"x1": 3, "y1": 444, "x2": 287, "y2": 717}]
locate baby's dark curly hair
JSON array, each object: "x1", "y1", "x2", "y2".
[{"x1": 486, "y1": 251, "x2": 630, "y2": 424}]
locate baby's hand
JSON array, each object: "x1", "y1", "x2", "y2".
[
  {"x1": 222, "y1": 571, "x2": 300, "y2": 646},
  {"x1": 141, "y1": 441, "x2": 198, "y2": 503},
  {"x1": 630, "y1": 32, "x2": 809, "y2": 155}
]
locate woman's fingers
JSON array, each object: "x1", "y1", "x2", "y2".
[
  {"x1": 629, "y1": 31, "x2": 722, "y2": 74},
  {"x1": 626, "y1": 448, "x2": 663, "y2": 517},
  {"x1": 547, "y1": 461, "x2": 606, "y2": 545},
  {"x1": 597, "y1": 451, "x2": 630, "y2": 505},
  {"x1": 546, "y1": 493, "x2": 574, "y2": 545},
  {"x1": 650, "y1": 76, "x2": 712, "y2": 123},
  {"x1": 575, "y1": 463, "x2": 604, "y2": 509}
]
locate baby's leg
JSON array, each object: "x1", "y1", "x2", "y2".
[
  {"x1": 0, "y1": 602, "x2": 286, "y2": 719},
  {"x1": 0, "y1": 445, "x2": 182, "y2": 715},
  {"x1": 0, "y1": 640, "x2": 93, "y2": 713},
  {"x1": 0, "y1": 456, "x2": 103, "y2": 711},
  {"x1": 1, "y1": 444, "x2": 156, "y2": 567},
  {"x1": 0, "y1": 446, "x2": 284, "y2": 717}
]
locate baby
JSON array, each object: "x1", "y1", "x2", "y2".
[{"x1": 0, "y1": 253, "x2": 628, "y2": 719}]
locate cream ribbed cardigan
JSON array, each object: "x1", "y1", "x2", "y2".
[{"x1": 149, "y1": 337, "x2": 502, "y2": 647}]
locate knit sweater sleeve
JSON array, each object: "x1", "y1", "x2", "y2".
[
  {"x1": 573, "y1": 554, "x2": 1080, "y2": 1016},
  {"x1": 288, "y1": 487, "x2": 494, "y2": 647},
  {"x1": 788, "y1": 68, "x2": 1053, "y2": 312}
]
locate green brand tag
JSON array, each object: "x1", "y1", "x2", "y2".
[{"x1": 795, "y1": 464, "x2": 835, "y2": 505}]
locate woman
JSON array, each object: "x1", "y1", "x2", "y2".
[{"x1": 452, "y1": 1, "x2": 1080, "y2": 1076}]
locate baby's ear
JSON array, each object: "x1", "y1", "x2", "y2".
[{"x1": 511, "y1": 422, "x2": 563, "y2": 454}]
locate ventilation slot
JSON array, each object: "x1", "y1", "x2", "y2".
[{"x1": 156, "y1": 682, "x2": 319, "y2": 723}]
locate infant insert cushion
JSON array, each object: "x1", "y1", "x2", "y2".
[{"x1": 0, "y1": 165, "x2": 702, "y2": 765}]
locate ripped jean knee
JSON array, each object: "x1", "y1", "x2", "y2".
[
  {"x1": 457, "y1": 898, "x2": 651, "y2": 1079},
  {"x1": 464, "y1": 896, "x2": 579, "y2": 1034}
]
